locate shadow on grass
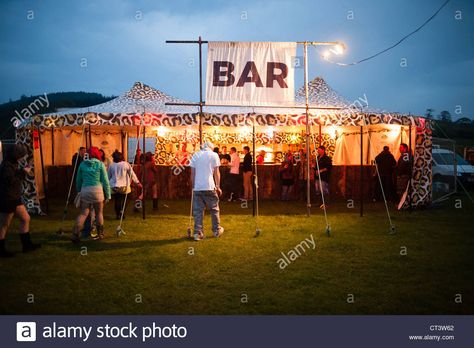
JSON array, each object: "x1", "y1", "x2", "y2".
[{"x1": 51, "y1": 235, "x2": 190, "y2": 253}]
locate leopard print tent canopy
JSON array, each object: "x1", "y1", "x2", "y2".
[{"x1": 14, "y1": 79, "x2": 432, "y2": 214}]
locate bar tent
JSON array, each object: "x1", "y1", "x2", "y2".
[
  {"x1": 15, "y1": 78, "x2": 432, "y2": 214},
  {"x1": 14, "y1": 82, "x2": 199, "y2": 214}
]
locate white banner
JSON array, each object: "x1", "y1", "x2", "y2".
[{"x1": 206, "y1": 42, "x2": 296, "y2": 106}]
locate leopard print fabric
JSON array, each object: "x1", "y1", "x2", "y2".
[
  {"x1": 15, "y1": 127, "x2": 43, "y2": 214},
  {"x1": 401, "y1": 120, "x2": 433, "y2": 209}
]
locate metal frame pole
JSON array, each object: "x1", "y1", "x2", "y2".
[
  {"x1": 304, "y1": 42, "x2": 311, "y2": 217},
  {"x1": 198, "y1": 36, "x2": 203, "y2": 146},
  {"x1": 360, "y1": 125, "x2": 364, "y2": 217},
  {"x1": 252, "y1": 119, "x2": 256, "y2": 217},
  {"x1": 142, "y1": 122, "x2": 146, "y2": 220},
  {"x1": 408, "y1": 124, "x2": 413, "y2": 212}
]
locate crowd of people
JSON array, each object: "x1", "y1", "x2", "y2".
[{"x1": 0, "y1": 141, "x2": 413, "y2": 252}]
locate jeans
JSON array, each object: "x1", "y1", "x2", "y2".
[
  {"x1": 397, "y1": 175, "x2": 410, "y2": 201},
  {"x1": 315, "y1": 180, "x2": 330, "y2": 204},
  {"x1": 227, "y1": 173, "x2": 240, "y2": 199},
  {"x1": 193, "y1": 190, "x2": 221, "y2": 235},
  {"x1": 113, "y1": 193, "x2": 128, "y2": 218},
  {"x1": 281, "y1": 185, "x2": 293, "y2": 201}
]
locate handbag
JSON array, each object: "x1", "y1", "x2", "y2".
[{"x1": 74, "y1": 192, "x2": 81, "y2": 208}]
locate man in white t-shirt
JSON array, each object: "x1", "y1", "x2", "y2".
[{"x1": 189, "y1": 141, "x2": 224, "y2": 241}]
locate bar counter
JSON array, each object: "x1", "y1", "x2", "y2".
[{"x1": 47, "y1": 164, "x2": 378, "y2": 201}]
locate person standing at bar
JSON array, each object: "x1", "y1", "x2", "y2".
[
  {"x1": 220, "y1": 146, "x2": 231, "y2": 165},
  {"x1": 374, "y1": 146, "x2": 396, "y2": 202},
  {"x1": 71, "y1": 147, "x2": 86, "y2": 190},
  {"x1": 313, "y1": 146, "x2": 332, "y2": 209},
  {"x1": 279, "y1": 159, "x2": 295, "y2": 201},
  {"x1": 396, "y1": 143, "x2": 413, "y2": 202},
  {"x1": 256, "y1": 150, "x2": 266, "y2": 165},
  {"x1": 227, "y1": 147, "x2": 240, "y2": 202},
  {"x1": 189, "y1": 141, "x2": 224, "y2": 241},
  {"x1": 242, "y1": 146, "x2": 253, "y2": 201},
  {"x1": 144, "y1": 152, "x2": 159, "y2": 210}
]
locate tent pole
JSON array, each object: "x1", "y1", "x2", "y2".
[
  {"x1": 88, "y1": 124, "x2": 92, "y2": 148},
  {"x1": 198, "y1": 36, "x2": 203, "y2": 146},
  {"x1": 142, "y1": 123, "x2": 146, "y2": 220},
  {"x1": 51, "y1": 127, "x2": 55, "y2": 166},
  {"x1": 319, "y1": 123, "x2": 322, "y2": 145},
  {"x1": 408, "y1": 123, "x2": 413, "y2": 213},
  {"x1": 37, "y1": 126, "x2": 49, "y2": 214},
  {"x1": 304, "y1": 41, "x2": 311, "y2": 217},
  {"x1": 360, "y1": 125, "x2": 364, "y2": 217},
  {"x1": 252, "y1": 118, "x2": 256, "y2": 217}
]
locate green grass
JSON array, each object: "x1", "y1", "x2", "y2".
[{"x1": 1, "y1": 195, "x2": 473, "y2": 315}]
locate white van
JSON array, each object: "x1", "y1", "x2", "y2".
[{"x1": 432, "y1": 147, "x2": 474, "y2": 187}]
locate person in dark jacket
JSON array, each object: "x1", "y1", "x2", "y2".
[
  {"x1": 242, "y1": 146, "x2": 253, "y2": 201},
  {"x1": 396, "y1": 143, "x2": 413, "y2": 201},
  {"x1": 279, "y1": 160, "x2": 295, "y2": 201},
  {"x1": 71, "y1": 147, "x2": 86, "y2": 190},
  {"x1": 0, "y1": 144, "x2": 41, "y2": 257},
  {"x1": 72, "y1": 147, "x2": 86, "y2": 167},
  {"x1": 313, "y1": 146, "x2": 332, "y2": 208},
  {"x1": 374, "y1": 146, "x2": 397, "y2": 202}
]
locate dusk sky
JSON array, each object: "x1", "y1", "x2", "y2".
[{"x1": 0, "y1": 0, "x2": 473, "y2": 119}]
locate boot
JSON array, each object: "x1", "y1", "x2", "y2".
[
  {"x1": 153, "y1": 198, "x2": 158, "y2": 211},
  {"x1": 0, "y1": 239, "x2": 15, "y2": 257},
  {"x1": 71, "y1": 224, "x2": 80, "y2": 244},
  {"x1": 20, "y1": 232, "x2": 41, "y2": 253},
  {"x1": 96, "y1": 225, "x2": 104, "y2": 240}
]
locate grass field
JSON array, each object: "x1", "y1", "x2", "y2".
[{"x1": 0, "y1": 195, "x2": 473, "y2": 315}]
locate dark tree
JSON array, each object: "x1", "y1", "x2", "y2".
[
  {"x1": 425, "y1": 108, "x2": 434, "y2": 119},
  {"x1": 439, "y1": 110, "x2": 452, "y2": 122}
]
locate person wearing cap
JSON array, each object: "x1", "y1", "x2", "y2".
[
  {"x1": 71, "y1": 146, "x2": 111, "y2": 243},
  {"x1": 0, "y1": 144, "x2": 41, "y2": 257},
  {"x1": 189, "y1": 141, "x2": 224, "y2": 241},
  {"x1": 313, "y1": 145, "x2": 332, "y2": 209}
]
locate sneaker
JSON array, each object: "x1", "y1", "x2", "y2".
[
  {"x1": 213, "y1": 226, "x2": 224, "y2": 238},
  {"x1": 71, "y1": 234, "x2": 80, "y2": 244},
  {"x1": 319, "y1": 203, "x2": 327, "y2": 209},
  {"x1": 227, "y1": 193, "x2": 234, "y2": 202},
  {"x1": 193, "y1": 232, "x2": 204, "y2": 241}
]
